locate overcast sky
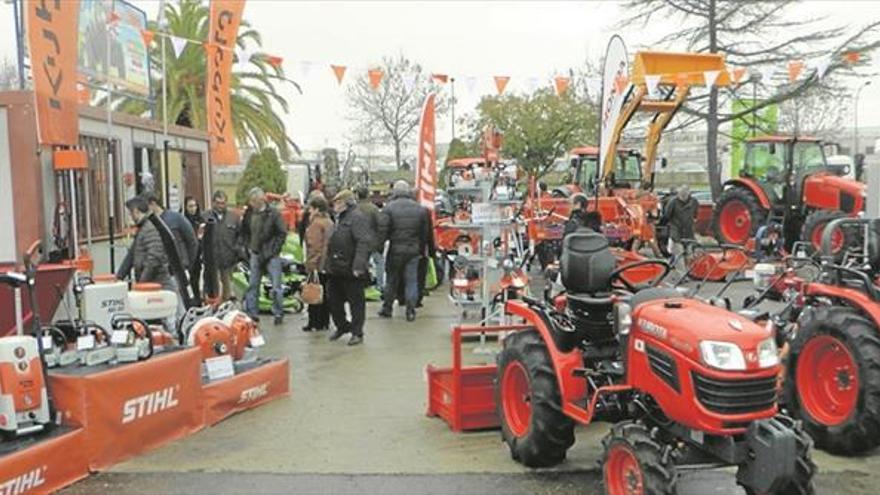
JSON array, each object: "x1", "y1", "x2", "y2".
[{"x1": 1, "y1": 0, "x2": 878, "y2": 155}]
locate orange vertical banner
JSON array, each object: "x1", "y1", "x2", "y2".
[
  {"x1": 206, "y1": 0, "x2": 246, "y2": 166},
  {"x1": 416, "y1": 93, "x2": 436, "y2": 221},
  {"x1": 27, "y1": 0, "x2": 80, "y2": 146}
]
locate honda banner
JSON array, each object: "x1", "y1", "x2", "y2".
[
  {"x1": 416, "y1": 93, "x2": 437, "y2": 219},
  {"x1": 27, "y1": 0, "x2": 81, "y2": 145},
  {"x1": 598, "y1": 35, "x2": 629, "y2": 180},
  {"x1": 206, "y1": 0, "x2": 246, "y2": 166}
]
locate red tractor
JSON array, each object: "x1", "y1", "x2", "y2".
[
  {"x1": 712, "y1": 136, "x2": 864, "y2": 253},
  {"x1": 745, "y1": 217, "x2": 880, "y2": 455},
  {"x1": 496, "y1": 230, "x2": 815, "y2": 494}
]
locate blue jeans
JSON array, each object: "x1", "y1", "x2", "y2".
[
  {"x1": 382, "y1": 255, "x2": 420, "y2": 312},
  {"x1": 371, "y1": 251, "x2": 385, "y2": 293},
  {"x1": 245, "y1": 253, "x2": 284, "y2": 318}
]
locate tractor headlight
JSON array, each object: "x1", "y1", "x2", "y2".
[
  {"x1": 757, "y1": 337, "x2": 779, "y2": 368},
  {"x1": 699, "y1": 340, "x2": 746, "y2": 371},
  {"x1": 615, "y1": 303, "x2": 632, "y2": 335}
]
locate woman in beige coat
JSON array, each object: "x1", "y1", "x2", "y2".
[{"x1": 303, "y1": 195, "x2": 334, "y2": 331}]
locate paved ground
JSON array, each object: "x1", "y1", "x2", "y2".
[{"x1": 62, "y1": 278, "x2": 880, "y2": 494}]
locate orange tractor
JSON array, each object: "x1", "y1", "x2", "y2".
[{"x1": 712, "y1": 135, "x2": 865, "y2": 253}]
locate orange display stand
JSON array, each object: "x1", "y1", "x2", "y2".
[
  {"x1": 202, "y1": 359, "x2": 290, "y2": 426},
  {"x1": 0, "y1": 428, "x2": 88, "y2": 494},
  {"x1": 49, "y1": 348, "x2": 205, "y2": 470}
]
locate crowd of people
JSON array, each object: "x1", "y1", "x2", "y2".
[{"x1": 116, "y1": 180, "x2": 434, "y2": 347}]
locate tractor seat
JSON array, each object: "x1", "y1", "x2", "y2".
[
  {"x1": 629, "y1": 287, "x2": 681, "y2": 308},
  {"x1": 561, "y1": 232, "x2": 617, "y2": 343},
  {"x1": 868, "y1": 219, "x2": 880, "y2": 272}
]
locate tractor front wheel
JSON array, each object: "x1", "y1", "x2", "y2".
[
  {"x1": 786, "y1": 307, "x2": 880, "y2": 455},
  {"x1": 712, "y1": 187, "x2": 766, "y2": 245},
  {"x1": 601, "y1": 421, "x2": 676, "y2": 495},
  {"x1": 495, "y1": 330, "x2": 574, "y2": 467},
  {"x1": 801, "y1": 210, "x2": 856, "y2": 259}
]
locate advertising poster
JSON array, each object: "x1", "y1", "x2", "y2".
[{"x1": 78, "y1": 0, "x2": 151, "y2": 96}]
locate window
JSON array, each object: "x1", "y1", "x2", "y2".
[{"x1": 71, "y1": 136, "x2": 124, "y2": 239}]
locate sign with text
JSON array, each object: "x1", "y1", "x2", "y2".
[
  {"x1": 77, "y1": 0, "x2": 150, "y2": 96},
  {"x1": 206, "y1": 0, "x2": 246, "y2": 165}
]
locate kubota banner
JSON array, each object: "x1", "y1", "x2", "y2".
[
  {"x1": 415, "y1": 93, "x2": 437, "y2": 219},
  {"x1": 49, "y1": 348, "x2": 204, "y2": 470},
  {"x1": 0, "y1": 428, "x2": 89, "y2": 494},
  {"x1": 599, "y1": 35, "x2": 628, "y2": 180},
  {"x1": 206, "y1": 0, "x2": 246, "y2": 165},
  {"x1": 27, "y1": 0, "x2": 80, "y2": 145},
  {"x1": 202, "y1": 359, "x2": 290, "y2": 426}
]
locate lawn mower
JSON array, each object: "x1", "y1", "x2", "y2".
[
  {"x1": 179, "y1": 301, "x2": 265, "y2": 377},
  {"x1": 741, "y1": 217, "x2": 880, "y2": 456},
  {"x1": 495, "y1": 230, "x2": 815, "y2": 494}
]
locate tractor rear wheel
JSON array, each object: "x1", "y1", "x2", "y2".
[
  {"x1": 712, "y1": 187, "x2": 766, "y2": 245},
  {"x1": 601, "y1": 421, "x2": 676, "y2": 495},
  {"x1": 800, "y1": 210, "x2": 856, "y2": 258},
  {"x1": 495, "y1": 330, "x2": 574, "y2": 467},
  {"x1": 739, "y1": 416, "x2": 816, "y2": 495},
  {"x1": 785, "y1": 306, "x2": 880, "y2": 455}
]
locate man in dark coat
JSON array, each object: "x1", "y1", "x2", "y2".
[
  {"x1": 203, "y1": 190, "x2": 242, "y2": 302},
  {"x1": 378, "y1": 180, "x2": 430, "y2": 322},
  {"x1": 326, "y1": 190, "x2": 372, "y2": 346},
  {"x1": 563, "y1": 193, "x2": 590, "y2": 238},
  {"x1": 662, "y1": 184, "x2": 699, "y2": 267},
  {"x1": 356, "y1": 186, "x2": 384, "y2": 294},
  {"x1": 122, "y1": 196, "x2": 174, "y2": 290},
  {"x1": 240, "y1": 187, "x2": 289, "y2": 324}
]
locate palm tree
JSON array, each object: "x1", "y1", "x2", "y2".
[{"x1": 117, "y1": 0, "x2": 298, "y2": 159}]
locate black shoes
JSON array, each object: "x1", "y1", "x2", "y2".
[
  {"x1": 274, "y1": 316, "x2": 284, "y2": 326},
  {"x1": 377, "y1": 309, "x2": 392, "y2": 318},
  {"x1": 348, "y1": 335, "x2": 363, "y2": 346},
  {"x1": 329, "y1": 329, "x2": 348, "y2": 341},
  {"x1": 406, "y1": 307, "x2": 416, "y2": 322},
  {"x1": 302, "y1": 325, "x2": 314, "y2": 332}
]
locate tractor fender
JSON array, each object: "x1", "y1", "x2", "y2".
[
  {"x1": 723, "y1": 178, "x2": 772, "y2": 210},
  {"x1": 806, "y1": 283, "x2": 880, "y2": 326},
  {"x1": 505, "y1": 300, "x2": 587, "y2": 406},
  {"x1": 802, "y1": 173, "x2": 865, "y2": 214}
]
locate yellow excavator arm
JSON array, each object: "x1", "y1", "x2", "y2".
[{"x1": 600, "y1": 51, "x2": 731, "y2": 187}]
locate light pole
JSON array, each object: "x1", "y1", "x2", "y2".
[
  {"x1": 450, "y1": 77, "x2": 456, "y2": 142},
  {"x1": 854, "y1": 80, "x2": 872, "y2": 157}
]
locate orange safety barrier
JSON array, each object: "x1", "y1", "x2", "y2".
[
  {"x1": 49, "y1": 348, "x2": 204, "y2": 470},
  {"x1": 0, "y1": 428, "x2": 88, "y2": 494},
  {"x1": 202, "y1": 359, "x2": 290, "y2": 426},
  {"x1": 426, "y1": 324, "x2": 530, "y2": 431}
]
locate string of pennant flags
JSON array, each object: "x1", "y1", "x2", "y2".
[{"x1": 131, "y1": 14, "x2": 864, "y2": 98}]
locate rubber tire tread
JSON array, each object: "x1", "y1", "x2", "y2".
[
  {"x1": 712, "y1": 187, "x2": 766, "y2": 245},
  {"x1": 601, "y1": 421, "x2": 676, "y2": 495}
]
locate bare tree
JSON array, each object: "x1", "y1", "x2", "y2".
[
  {"x1": 0, "y1": 58, "x2": 19, "y2": 90},
  {"x1": 346, "y1": 55, "x2": 446, "y2": 169},
  {"x1": 621, "y1": 0, "x2": 880, "y2": 199},
  {"x1": 778, "y1": 84, "x2": 849, "y2": 137}
]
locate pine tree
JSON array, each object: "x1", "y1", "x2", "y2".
[{"x1": 235, "y1": 149, "x2": 286, "y2": 205}]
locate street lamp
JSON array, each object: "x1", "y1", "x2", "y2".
[
  {"x1": 854, "y1": 80, "x2": 872, "y2": 157},
  {"x1": 450, "y1": 77, "x2": 456, "y2": 142}
]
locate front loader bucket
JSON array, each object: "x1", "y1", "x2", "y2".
[{"x1": 631, "y1": 51, "x2": 731, "y2": 87}]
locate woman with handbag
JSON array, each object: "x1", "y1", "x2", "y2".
[{"x1": 302, "y1": 195, "x2": 333, "y2": 331}]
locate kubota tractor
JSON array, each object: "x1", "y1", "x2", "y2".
[{"x1": 712, "y1": 135, "x2": 865, "y2": 252}]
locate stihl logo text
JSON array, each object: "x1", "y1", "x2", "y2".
[
  {"x1": 238, "y1": 383, "x2": 269, "y2": 404},
  {"x1": 122, "y1": 385, "x2": 180, "y2": 424},
  {"x1": 0, "y1": 466, "x2": 46, "y2": 495}
]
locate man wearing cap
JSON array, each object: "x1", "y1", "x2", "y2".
[
  {"x1": 378, "y1": 180, "x2": 430, "y2": 322},
  {"x1": 326, "y1": 189, "x2": 373, "y2": 346}
]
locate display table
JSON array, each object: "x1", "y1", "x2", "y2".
[
  {"x1": 48, "y1": 348, "x2": 204, "y2": 470},
  {"x1": 202, "y1": 359, "x2": 290, "y2": 426},
  {"x1": 0, "y1": 427, "x2": 88, "y2": 493}
]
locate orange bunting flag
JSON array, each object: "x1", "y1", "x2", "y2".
[
  {"x1": 107, "y1": 10, "x2": 120, "y2": 23},
  {"x1": 787, "y1": 60, "x2": 805, "y2": 83},
  {"x1": 141, "y1": 29, "x2": 154, "y2": 46},
  {"x1": 494, "y1": 76, "x2": 510, "y2": 95},
  {"x1": 614, "y1": 73, "x2": 629, "y2": 93},
  {"x1": 844, "y1": 51, "x2": 861, "y2": 64},
  {"x1": 331, "y1": 64, "x2": 347, "y2": 84},
  {"x1": 731, "y1": 67, "x2": 747, "y2": 84},
  {"x1": 368, "y1": 69, "x2": 384, "y2": 90},
  {"x1": 554, "y1": 76, "x2": 570, "y2": 95},
  {"x1": 432, "y1": 73, "x2": 449, "y2": 84},
  {"x1": 266, "y1": 55, "x2": 283, "y2": 68}
]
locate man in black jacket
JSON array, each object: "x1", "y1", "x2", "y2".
[
  {"x1": 326, "y1": 190, "x2": 372, "y2": 346},
  {"x1": 203, "y1": 190, "x2": 242, "y2": 302},
  {"x1": 241, "y1": 187, "x2": 289, "y2": 324},
  {"x1": 378, "y1": 181, "x2": 430, "y2": 322},
  {"x1": 662, "y1": 184, "x2": 699, "y2": 269}
]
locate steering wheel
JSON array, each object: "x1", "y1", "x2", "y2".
[{"x1": 609, "y1": 259, "x2": 672, "y2": 292}]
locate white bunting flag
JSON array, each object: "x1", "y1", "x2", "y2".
[
  {"x1": 703, "y1": 70, "x2": 720, "y2": 90},
  {"x1": 170, "y1": 36, "x2": 188, "y2": 58},
  {"x1": 759, "y1": 66, "x2": 775, "y2": 86},
  {"x1": 465, "y1": 76, "x2": 477, "y2": 95},
  {"x1": 236, "y1": 48, "x2": 253, "y2": 71},
  {"x1": 644, "y1": 75, "x2": 661, "y2": 98},
  {"x1": 527, "y1": 76, "x2": 539, "y2": 93},
  {"x1": 815, "y1": 57, "x2": 832, "y2": 80},
  {"x1": 298, "y1": 61, "x2": 313, "y2": 79},
  {"x1": 403, "y1": 74, "x2": 418, "y2": 93},
  {"x1": 587, "y1": 77, "x2": 602, "y2": 96}
]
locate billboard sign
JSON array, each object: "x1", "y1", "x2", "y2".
[{"x1": 78, "y1": 0, "x2": 151, "y2": 96}]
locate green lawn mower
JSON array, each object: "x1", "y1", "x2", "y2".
[{"x1": 232, "y1": 234, "x2": 306, "y2": 314}]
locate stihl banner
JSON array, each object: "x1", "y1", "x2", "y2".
[
  {"x1": 416, "y1": 93, "x2": 437, "y2": 219},
  {"x1": 27, "y1": 0, "x2": 81, "y2": 146},
  {"x1": 206, "y1": 0, "x2": 246, "y2": 165}
]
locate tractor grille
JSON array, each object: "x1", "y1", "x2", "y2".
[
  {"x1": 646, "y1": 345, "x2": 680, "y2": 392},
  {"x1": 692, "y1": 372, "x2": 777, "y2": 415}
]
